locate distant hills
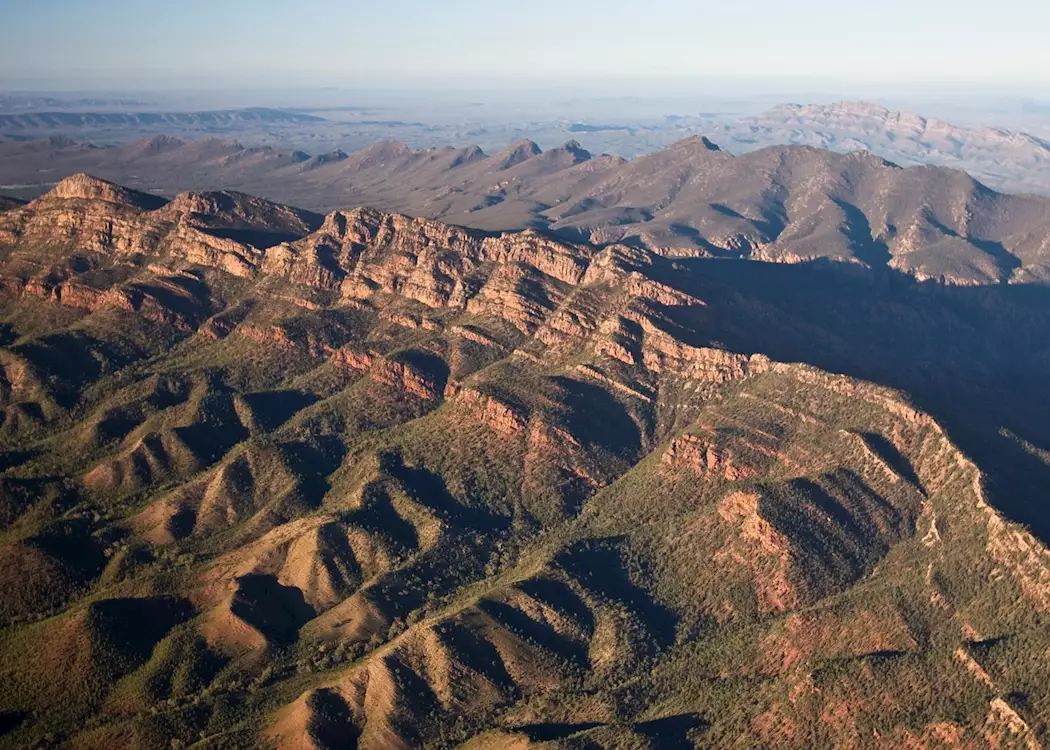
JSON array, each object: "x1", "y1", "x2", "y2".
[
  {"x1": 1, "y1": 175, "x2": 1050, "y2": 747},
  {"x1": 0, "y1": 107, "x2": 326, "y2": 130},
  {"x1": 710, "y1": 101, "x2": 1050, "y2": 196},
  {"x1": 4, "y1": 99, "x2": 1050, "y2": 197},
  {"x1": 0, "y1": 106, "x2": 323, "y2": 131}
]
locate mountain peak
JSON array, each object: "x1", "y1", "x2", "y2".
[
  {"x1": 40, "y1": 173, "x2": 166, "y2": 210},
  {"x1": 560, "y1": 139, "x2": 591, "y2": 157},
  {"x1": 822, "y1": 101, "x2": 893, "y2": 118},
  {"x1": 301, "y1": 149, "x2": 349, "y2": 171},
  {"x1": 450, "y1": 144, "x2": 487, "y2": 167},
  {"x1": 137, "y1": 134, "x2": 186, "y2": 152},
  {"x1": 177, "y1": 137, "x2": 246, "y2": 157},
  {"x1": 160, "y1": 189, "x2": 322, "y2": 234},
  {"x1": 510, "y1": 138, "x2": 542, "y2": 153},
  {"x1": 496, "y1": 139, "x2": 543, "y2": 169},
  {"x1": 49, "y1": 173, "x2": 111, "y2": 198},
  {"x1": 116, "y1": 134, "x2": 187, "y2": 161},
  {"x1": 674, "y1": 135, "x2": 725, "y2": 153},
  {"x1": 359, "y1": 140, "x2": 411, "y2": 158},
  {"x1": 343, "y1": 140, "x2": 414, "y2": 171}
]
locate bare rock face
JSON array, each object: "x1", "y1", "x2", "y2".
[
  {"x1": 369, "y1": 357, "x2": 443, "y2": 401},
  {"x1": 42, "y1": 173, "x2": 167, "y2": 210},
  {"x1": 663, "y1": 434, "x2": 760, "y2": 481},
  {"x1": 157, "y1": 189, "x2": 321, "y2": 236},
  {"x1": 257, "y1": 208, "x2": 600, "y2": 340},
  {"x1": 453, "y1": 387, "x2": 529, "y2": 436},
  {"x1": 0, "y1": 177, "x2": 322, "y2": 287},
  {"x1": 480, "y1": 230, "x2": 593, "y2": 285}
]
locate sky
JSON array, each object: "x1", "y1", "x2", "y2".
[{"x1": 2, "y1": 0, "x2": 1050, "y2": 92}]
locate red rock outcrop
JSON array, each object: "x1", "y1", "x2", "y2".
[
  {"x1": 454, "y1": 388, "x2": 528, "y2": 436},
  {"x1": 662, "y1": 433, "x2": 761, "y2": 481}
]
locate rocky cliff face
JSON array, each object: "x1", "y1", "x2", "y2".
[{"x1": 1, "y1": 179, "x2": 1050, "y2": 749}]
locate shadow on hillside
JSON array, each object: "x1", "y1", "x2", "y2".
[
  {"x1": 89, "y1": 596, "x2": 195, "y2": 661},
  {"x1": 0, "y1": 710, "x2": 25, "y2": 737},
  {"x1": 510, "y1": 713, "x2": 704, "y2": 746},
  {"x1": 513, "y1": 722, "x2": 605, "y2": 741},
  {"x1": 15, "y1": 331, "x2": 148, "y2": 406},
  {"x1": 550, "y1": 376, "x2": 642, "y2": 459},
  {"x1": 381, "y1": 450, "x2": 507, "y2": 530},
  {"x1": 555, "y1": 538, "x2": 677, "y2": 648},
  {"x1": 230, "y1": 574, "x2": 316, "y2": 644},
  {"x1": 860, "y1": 431, "x2": 925, "y2": 493},
  {"x1": 240, "y1": 390, "x2": 320, "y2": 432},
  {"x1": 200, "y1": 227, "x2": 304, "y2": 248},
  {"x1": 659, "y1": 257, "x2": 1050, "y2": 542},
  {"x1": 478, "y1": 598, "x2": 590, "y2": 665},
  {"x1": 634, "y1": 713, "x2": 706, "y2": 748},
  {"x1": 305, "y1": 688, "x2": 360, "y2": 748}
]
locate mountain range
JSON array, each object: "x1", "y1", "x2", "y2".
[
  {"x1": 5, "y1": 131, "x2": 1050, "y2": 287},
  {"x1": 0, "y1": 173, "x2": 1049, "y2": 748},
  {"x1": 4, "y1": 99, "x2": 1050, "y2": 197},
  {"x1": 0, "y1": 108, "x2": 326, "y2": 130}
]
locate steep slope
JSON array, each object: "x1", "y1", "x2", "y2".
[{"x1": 0, "y1": 180, "x2": 1049, "y2": 748}]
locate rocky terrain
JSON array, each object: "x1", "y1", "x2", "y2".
[{"x1": 0, "y1": 176, "x2": 1049, "y2": 748}]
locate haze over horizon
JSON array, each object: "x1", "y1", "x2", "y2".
[{"x1": 3, "y1": 0, "x2": 1050, "y2": 93}]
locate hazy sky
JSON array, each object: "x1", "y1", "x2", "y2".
[{"x1": 3, "y1": 0, "x2": 1049, "y2": 91}]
